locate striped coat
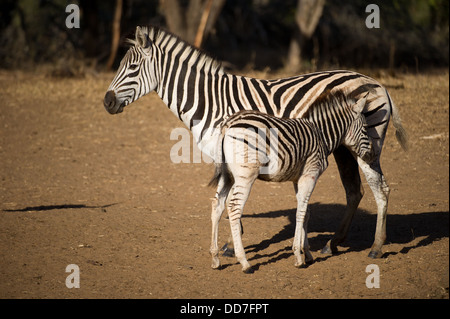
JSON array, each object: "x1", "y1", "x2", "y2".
[
  {"x1": 104, "y1": 26, "x2": 407, "y2": 267},
  {"x1": 209, "y1": 91, "x2": 371, "y2": 272}
]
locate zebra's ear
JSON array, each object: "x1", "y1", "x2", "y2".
[
  {"x1": 353, "y1": 92, "x2": 369, "y2": 113},
  {"x1": 135, "y1": 26, "x2": 151, "y2": 49}
]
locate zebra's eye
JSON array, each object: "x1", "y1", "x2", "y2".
[{"x1": 129, "y1": 63, "x2": 139, "y2": 70}]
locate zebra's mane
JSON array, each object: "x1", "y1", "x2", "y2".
[{"x1": 127, "y1": 26, "x2": 224, "y2": 74}]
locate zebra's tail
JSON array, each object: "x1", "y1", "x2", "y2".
[
  {"x1": 208, "y1": 133, "x2": 234, "y2": 198},
  {"x1": 387, "y1": 89, "x2": 408, "y2": 151}
]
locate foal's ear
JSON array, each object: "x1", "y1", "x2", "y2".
[
  {"x1": 135, "y1": 26, "x2": 152, "y2": 49},
  {"x1": 353, "y1": 92, "x2": 369, "y2": 113}
]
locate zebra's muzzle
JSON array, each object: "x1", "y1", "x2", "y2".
[{"x1": 104, "y1": 90, "x2": 124, "y2": 114}]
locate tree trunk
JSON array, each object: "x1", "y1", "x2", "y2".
[
  {"x1": 160, "y1": 0, "x2": 224, "y2": 47},
  {"x1": 194, "y1": 0, "x2": 213, "y2": 47},
  {"x1": 160, "y1": 0, "x2": 187, "y2": 39},
  {"x1": 106, "y1": 0, "x2": 123, "y2": 70},
  {"x1": 194, "y1": 0, "x2": 225, "y2": 48},
  {"x1": 286, "y1": 0, "x2": 325, "y2": 72}
]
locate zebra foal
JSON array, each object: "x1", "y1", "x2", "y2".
[{"x1": 209, "y1": 91, "x2": 372, "y2": 273}]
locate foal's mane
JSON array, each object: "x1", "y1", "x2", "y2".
[
  {"x1": 304, "y1": 89, "x2": 352, "y2": 117},
  {"x1": 304, "y1": 83, "x2": 376, "y2": 117}
]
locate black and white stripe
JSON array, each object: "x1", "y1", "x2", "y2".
[
  {"x1": 104, "y1": 26, "x2": 405, "y2": 155},
  {"x1": 104, "y1": 26, "x2": 407, "y2": 264}
]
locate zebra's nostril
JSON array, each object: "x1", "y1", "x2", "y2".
[{"x1": 104, "y1": 90, "x2": 116, "y2": 113}]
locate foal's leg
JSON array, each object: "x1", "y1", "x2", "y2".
[
  {"x1": 293, "y1": 183, "x2": 313, "y2": 264},
  {"x1": 227, "y1": 176, "x2": 256, "y2": 273},
  {"x1": 322, "y1": 146, "x2": 364, "y2": 254},
  {"x1": 222, "y1": 221, "x2": 244, "y2": 257},
  {"x1": 221, "y1": 187, "x2": 243, "y2": 258},
  {"x1": 293, "y1": 171, "x2": 320, "y2": 267},
  {"x1": 210, "y1": 178, "x2": 227, "y2": 269}
]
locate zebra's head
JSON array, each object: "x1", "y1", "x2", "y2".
[
  {"x1": 344, "y1": 94, "x2": 374, "y2": 162},
  {"x1": 104, "y1": 26, "x2": 158, "y2": 114}
]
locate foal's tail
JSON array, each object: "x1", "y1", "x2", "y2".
[{"x1": 208, "y1": 133, "x2": 234, "y2": 197}]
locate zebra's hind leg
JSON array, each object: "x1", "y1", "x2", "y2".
[
  {"x1": 221, "y1": 236, "x2": 235, "y2": 257},
  {"x1": 221, "y1": 221, "x2": 244, "y2": 257},
  {"x1": 227, "y1": 177, "x2": 256, "y2": 273},
  {"x1": 357, "y1": 157, "x2": 389, "y2": 258},
  {"x1": 321, "y1": 146, "x2": 364, "y2": 255},
  {"x1": 220, "y1": 185, "x2": 241, "y2": 258},
  {"x1": 210, "y1": 190, "x2": 227, "y2": 269}
]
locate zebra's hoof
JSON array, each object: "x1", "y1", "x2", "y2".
[
  {"x1": 294, "y1": 259, "x2": 308, "y2": 268},
  {"x1": 321, "y1": 240, "x2": 338, "y2": 255},
  {"x1": 305, "y1": 257, "x2": 314, "y2": 265},
  {"x1": 222, "y1": 247, "x2": 235, "y2": 257},
  {"x1": 243, "y1": 267, "x2": 254, "y2": 274},
  {"x1": 321, "y1": 245, "x2": 333, "y2": 255},
  {"x1": 211, "y1": 259, "x2": 221, "y2": 270},
  {"x1": 368, "y1": 250, "x2": 382, "y2": 259}
]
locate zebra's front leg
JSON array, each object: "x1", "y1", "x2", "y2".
[{"x1": 293, "y1": 172, "x2": 320, "y2": 268}]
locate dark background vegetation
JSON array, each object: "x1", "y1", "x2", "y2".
[{"x1": 0, "y1": 0, "x2": 448, "y2": 75}]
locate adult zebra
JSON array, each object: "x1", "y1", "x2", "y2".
[{"x1": 104, "y1": 26, "x2": 407, "y2": 261}]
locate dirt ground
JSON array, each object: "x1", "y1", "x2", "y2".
[{"x1": 0, "y1": 69, "x2": 448, "y2": 299}]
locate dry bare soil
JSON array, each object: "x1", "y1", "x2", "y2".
[{"x1": 0, "y1": 69, "x2": 448, "y2": 299}]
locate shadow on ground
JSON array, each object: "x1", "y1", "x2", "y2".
[
  {"x1": 3, "y1": 203, "x2": 117, "y2": 212},
  {"x1": 238, "y1": 203, "x2": 449, "y2": 270}
]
